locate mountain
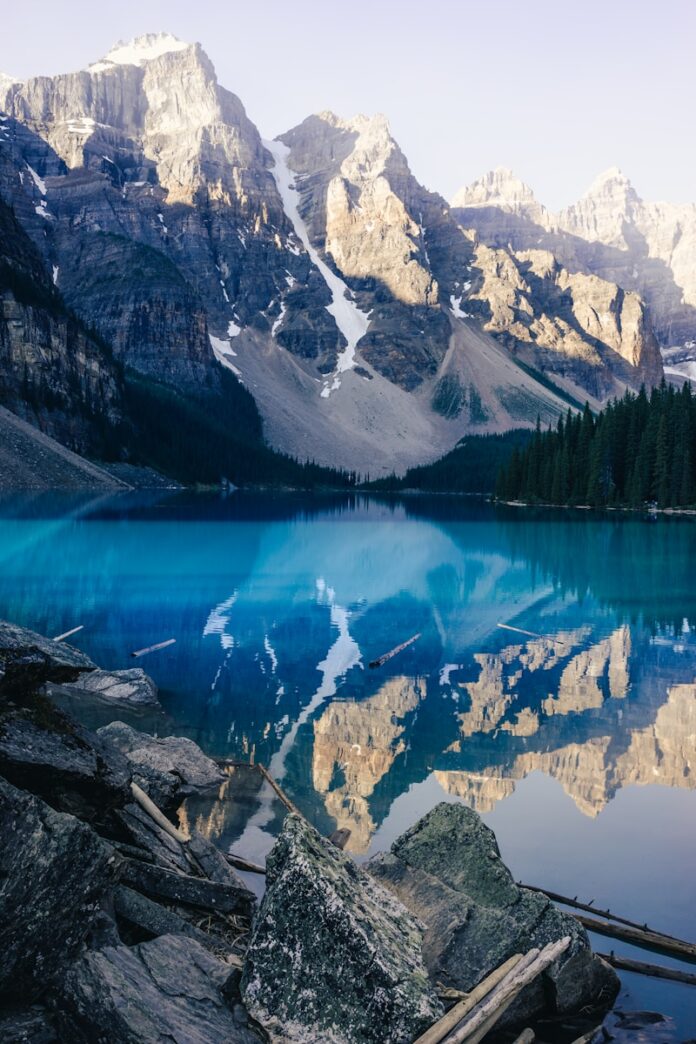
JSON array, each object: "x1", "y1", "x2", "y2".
[
  {"x1": 453, "y1": 166, "x2": 696, "y2": 378},
  {"x1": 0, "y1": 34, "x2": 672, "y2": 481}
]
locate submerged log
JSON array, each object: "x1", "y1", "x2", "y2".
[
  {"x1": 496, "y1": 622, "x2": 566, "y2": 645},
  {"x1": 226, "y1": 852, "x2": 266, "y2": 875},
  {"x1": 413, "y1": 955, "x2": 523, "y2": 1044},
  {"x1": 131, "y1": 638, "x2": 176, "y2": 658},
  {"x1": 52, "y1": 625, "x2": 84, "y2": 642},
  {"x1": 576, "y1": 914, "x2": 696, "y2": 963},
  {"x1": 511, "y1": 1031, "x2": 535, "y2": 1044},
  {"x1": 597, "y1": 952, "x2": 696, "y2": 986},
  {"x1": 368, "y1": 633, "x2": 421, "y2": 669}
]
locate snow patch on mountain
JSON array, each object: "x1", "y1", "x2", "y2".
[
  {"x1": 25, "y1": 165, "x2": 46, "y2": 195},
  {"x1": 90, "y1": 33, "x2": 188, "y2": 73},
  {"x1": 209, "y1": 332, "x2": 242, "y2": 378},
  {"x1": 263, "y1": 137, "x2": 370, "y2": 397}
]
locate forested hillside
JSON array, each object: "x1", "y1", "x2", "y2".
[{"x1": 497, "y1": 382, "x2": 696, "y2": 509}]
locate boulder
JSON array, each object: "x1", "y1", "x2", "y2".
[
  {"x1": 57, "y1": 933, "x2": 262, "y2": 1043},
  {"x1": 368, "y1": 803, "x2": 619, "y2": 1028},
  {"x1": 0, "y1": 777, "x2": 120, "y2": 1000},
  {"x1": 58, "y1": 669, "x2": 160, "y2": 708},
  {"x1": 241, "y1": 814, "x2": 442, "y2": 1044},
  {"x1": 0, "y1": 620, "x2": 95, "y2": 698},
  {"x1": 97, "y1": 721, "x2": 224, "y2": 810},
  {"x1": 0, "y1": 701, "x2": 131, "y2": 823}
]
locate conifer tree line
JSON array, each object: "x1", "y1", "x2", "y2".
[{"x1": 496, "y1": 381, "x2": 696, "y2": 509}]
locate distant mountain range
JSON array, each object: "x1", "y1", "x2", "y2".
[{"x1": 1, "y1": 33, "x2": 693, "y2": 481}]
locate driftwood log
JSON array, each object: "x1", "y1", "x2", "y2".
[
  {"x1": 441, "y1": 937, "x2": 571, "y2": 1044},
  {"x1": 368, "y1": 633, "x2": 421, "y2": 669},
  {"x1": 226, "y1": 852, "x2": 266, "y2": 875},
  {"x1": 413, "y1": 955, "x2": 523, "y2": 1044},
  {"x1": 522, "y1": 883, "x2": 666, "y2": 934},
  {"x1": 131, "y1": 638, "x2": 176, "y2": 658},
  {"x1": 52, "y1": 625, "x2": 84, "y2": 642},
  {"x1": 576, "y1": 913, "x2": 696, "y2": 963},
  {"x1": 597, "y1": 952, "x2": 696, "y2": 986}
]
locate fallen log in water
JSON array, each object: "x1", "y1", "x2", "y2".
[
  {"x1": 256, "y1": 763, "x2": 304, "y2": 819},
  {"x1": 496, "y1": 622, "x2": 567, "y2": 645},
  {"x1": 226, "y1": 852, "x2": 266, "y2": 875},
  {"x1": 413, "y1": 954, "x2": 523, "y2": 1044},
  {"x1": 521, "y1": 883, "x2": 660, "y2": 933},
  {"x1": 576, "y1": 914, "x2": 696, "y2": 964},
  {"x1": 131, "y1": 638, "x2": 176, "y2": 658},
  {"x1": 368, "y1": 632, "x2": 421, "y2": 669},
  {"x1": 52, "y1": 625, "x2": 84, "y2": 642},
  {"x1": 442, "y1": 937, "x2": 571, "y2": 1044},
  {"x1": 597, "y1": 952, "x2": 696, "y2": 986}
]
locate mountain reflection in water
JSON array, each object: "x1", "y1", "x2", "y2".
[{"x1": 1, "y1": 492, "x2": 694, "y2": 1032}]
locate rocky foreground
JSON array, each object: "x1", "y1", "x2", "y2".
[{"x1": 0, "y1": 619, "x2": 623, "y2": 1042}]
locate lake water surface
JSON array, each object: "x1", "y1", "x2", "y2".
[{"x1": 1, "y1": 492, "x2": 694, "y2": 1035}]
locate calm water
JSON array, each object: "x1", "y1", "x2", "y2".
[{"x1": 1, "y1": 492, "x2": 695, "y2": 1034}]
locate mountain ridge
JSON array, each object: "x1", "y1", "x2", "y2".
[{"x1": 0, "y1": 32, "x2": 680, "y2": 482}]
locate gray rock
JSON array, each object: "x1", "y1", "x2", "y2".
[
  {"x1": 368, "y1": 803, "x2": 619, "y2": 1028},
  {"x1": 0, "y1": 701, "x2": 131, "y2": 823},
  {"x1": 0, "y1": 777, "x2": 119, "y2": 1000},
  {"x1": 97, "y1": 721, "x2": 224, "y2": 809},
  {"x1": 114, "y1": 802, "x2": 191, "y2": 873},
  {"x1": 0, "y1": 1007, "x2": 58, "y2": 1042},
  {"x1": 57, "y1": 933, "x2": 263, "y2": 1043},
  {"x1": 242, "y1": 813, "x2": 442, "y2": 1044},
  {"x1": 121, "y1": 859, "x2": 255, "y2": 919},
  {"x1": 113, "y1": 885, "x2": 221, "y2": 951},
  {"x1": 0, "y1": 619, "x2": 95, "y2": 697},
  {"x1": 61, "y1": 669, "x2": 159, "y2": 707}
]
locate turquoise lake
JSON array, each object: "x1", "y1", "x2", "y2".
[{"x1": 1, "y1": 492, "x2": 694, "y2": 1035}]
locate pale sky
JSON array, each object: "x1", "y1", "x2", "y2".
[{"x1": 2, "y1": 0, "x2": 693, "y2": 210}]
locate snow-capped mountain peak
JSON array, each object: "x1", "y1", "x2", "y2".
[{"x1": 89, "y1": 33, "x2": 190, "y2": 72}]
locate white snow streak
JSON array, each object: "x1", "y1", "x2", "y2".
[
  {"x1": 52, "y1": 265, "x2": 59, "y2": 285},
  {"x1": 263, "y1": 138, "x2": 370, "y2": 397},
  {"x1": 26, "y1": 165, "x2": 46, "y2": 195},
  {"x1": 450, "y1": 294, "x2": 472, "y2": 320},
  {"x1": 272, "y1": 301, "x2": 286, "y2": 336}
]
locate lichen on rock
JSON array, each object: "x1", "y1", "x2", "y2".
[
  {"x1": 369, "y1": 802, "x2": 619, "y2": 1028},
  {"x1": 242, "y1": 813, "x2": 442, "y2": 1043}
]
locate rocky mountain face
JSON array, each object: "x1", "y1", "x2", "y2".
[
  {"x1": 0, "y1": 181, "x2": 122, "y2": 457},
  {"x1": 454, "y1": 166, "x2": 695, "y2": 380},
  {"x1": 0, "y1": 34, "x2": 674, "y2": 476}
]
